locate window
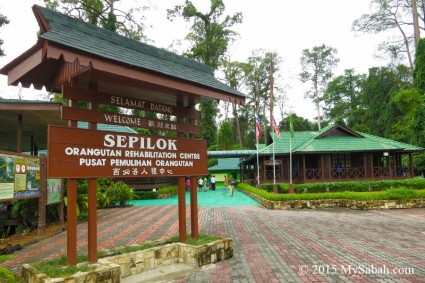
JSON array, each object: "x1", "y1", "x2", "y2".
[{"x1": 331, "y1": 153, "x2": 351, "y2": 168}]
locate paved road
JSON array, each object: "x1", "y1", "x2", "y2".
[{"x1": 2, "y1": 205, "x2": 425, "y2": 282}]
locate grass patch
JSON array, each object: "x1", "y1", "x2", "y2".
[
  {"x1": 33, "y1": 254, "x2": 94, "y2": 278},
  {"x1": 31, "y1": 233, "x2": 221, "y2": 278},
  {"x1": 261, "y1": 178, "x2": 425, "y2": 194},
  {"x1": 0, "y1": 255, "x2": 20, "y2": 283},
  {"x1": 168, "y1": 234, "x2": 222, "y2": 246},
  {"x1": 238, "y1": 183, "x2": 425, "y2": 201}
]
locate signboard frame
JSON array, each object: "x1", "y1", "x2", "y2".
[
  {"x1": 47, "y1": 125, "x2": 208, "y2": 179},
  {"x1": 0, "y1": 150, "x2": 41, "y2": 202}
]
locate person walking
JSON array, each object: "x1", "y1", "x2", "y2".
[
  {"x1": 229, "y1": 175, "x2": 236, "y2": 197},
  {"x1": 186, "y1": 177, "x2": 190, "y2": 192},
  {"x1": 197, "y1": 177, "x2": 204, "y2": 192},
  {"x1": 224, "y1": 175, "x2": 228, "y2": 189},
  {"x1": 210, "y1": 175, "x2": 217, "y2": 191},
  {"x1": 203, "y1": 176, "x2": 208, "y2": 191}
]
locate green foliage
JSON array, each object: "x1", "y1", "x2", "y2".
[
  {"x1": 11, "y1": 199, "x2": 38, "y2": 228},
  {"x1": 414, "y1": 38, "x2": 425, "y2": 93},
  {"x1": 167, "y1": 0, "x2": 243, "y2": 69},
  {"x1": 0, "y1": 266, "x2": 19, "y2": 283},
  {"x1": 0, "y1": 13, "x2": 9, "y2": 57},
  {"x1": 168, "y1": 234, "x2": 221, "y2": 246},
  {"x1": 33, "y1": 254, "x2": 93, "y2": 278},
  {"x1": 157, "y1": 185, "x2": 178, "y2": 195},
  {"x1": 244, "y1": 50, "x2": 282, "y2": 144},
  {"x1": 97, "y1": 181, "x2": 137, "y2": 207},
  {"x1": 238, "y1": 183, "x2": 425, "y2": 201},
  {"x1": 360, "y1": 65, "x2": 414, "y2": 139},
  {"x1": 413, "y1": 153, "x2": 425, "y2": 174},
  {"x1": 261, "y1": 183, "x2": 288, "y2": 194},
  {"x1": 44, "y1": 0, "x2": 149, "y2": 41},
  {"x1": 385, "y1": 188, "x2": 415, "y2": 200},
  {"x1": 208, "y1": 158, "x2": 218, "y2": 168},
  {"x1": 217, "y1": 121, "x2": 235, "y2": 149},
  {"x1": 288, "y1": 179, "x2": 425, "y2": 194},
  {"x1": 323, "y1": 69, "x2": 366, "y2": 125},
  {"x1": 135, "y1": 190, "x2": 158, "y2": 200},
  {"x1": 300, "y1": 44, "x2": 339, "y2": 128},
  {"x1": 200, "y1": 100, "x2": 219, "y2": 147},
  {"x1": 280, "y1": 114, "x2": 314, "y2": 131}
]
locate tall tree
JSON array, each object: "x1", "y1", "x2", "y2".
[
  {"x1": 352, "y1": 0, "x2": 417, "y2": 71},
  {"x1": 299, "y1": 44, "x2": 339, "y2": 130},
  {"x1": 323, "y1": 69, "x2": 366, "y2": 125},
  {"x1": 361, "y1": 65, "x2": 413, "y2": 139},
  {"x1": 44, "y1": 0, "x2": 149, "y2": 41},
  {"x1": 0, "y1": 13, "x2": 9, "y2": 57},
  {"x1": 411, "y1": 0, "x2": 421, "y2": 47},
  {"x1": 245, "y1": 50, "x2": 282, "y2": 143},
  {"x1": 167, "y1": 0, "x2": 243, "y2": 147},
  {"x1": 221, "y1": 60, "x2": 251, "y2": 147},
  {"x1": 412, "y1": 38, "x2": 425, "y2": 145},
  {"x1": 279, "y1": 114, "x2": 314, "y2": 132},
  {"x1": 216, "y1": 120, "x2": 235, "y2": 150},
  {"x1": 167, "y1": 0, "x2": 242, "y2": 69}
]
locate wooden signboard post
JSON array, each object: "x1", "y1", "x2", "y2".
[{"x1": 48, "y1": 86, "x2": 207, "y2": 265}]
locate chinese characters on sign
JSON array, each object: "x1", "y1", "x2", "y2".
[{"x1": 47, "y1": 126, "x2": 208, "y2": 179}]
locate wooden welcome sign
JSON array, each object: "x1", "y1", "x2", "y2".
[{"x1": 47, "y1": 125, "x2": 207, "y2": 178}]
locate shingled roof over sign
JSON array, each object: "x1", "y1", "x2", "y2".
[{"x1": 0, "y1": 5, "x2": 246, "y2": 104}]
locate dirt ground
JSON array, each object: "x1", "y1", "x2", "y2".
[{"x1": 0, "y1": 222, "x2": 66, "y2": 250}]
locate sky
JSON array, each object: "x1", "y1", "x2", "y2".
[{"x1": 0, "y1": 0, "x2": 395, "y2": 121}]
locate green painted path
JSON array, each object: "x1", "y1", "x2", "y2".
[{"x1": 127, "y1": 187, "x2": 260, "y2": 207}]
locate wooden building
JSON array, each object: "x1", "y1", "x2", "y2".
[{"x1": 242, "y1": 124, "x2": 424, "y2": 184}]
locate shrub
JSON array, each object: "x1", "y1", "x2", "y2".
[
  {"x1": 158, "y1": 185, "x2": 178, "y2": 195},
  {"x1": 106, "y1": 181, "x2": 137, "y2": 206},
  {"x1": 286, "y1": 178, "x2": 425, "y2": 194},
  {"x1": 97, "y1": 181, "x2": 137, "y2": 208},
  {"x1": 0, "y1": 255, "x2": 18, "y2": 283},
  {"x1": 237, "y1": 183, "x2": 425, "y2": 202},
  {"x1": 385, "y1": 188, "x2": 416, "y2": 200},
  {"x1": 135, "y1": 191, "x2": 158, "y2": 200},
  {"x1": 261, "y1": 183, "x2": 288, "y2": 194}
]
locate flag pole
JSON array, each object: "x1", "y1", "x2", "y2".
[
  {"x1": 269, "y1": 61, "x2": 278, "y2": 193},
  {"x1": 289, "y1": 114, "x2": 294, "y2": 194},
  {"x1": 273, "y1": 133, "x2": 276, "y2": 185},
  {"x1": 255, "y1": 114, "x2": 261, "y2": 188},
  {"x1": 256, "y1": 131, "x2": 260, "y2": 188}
]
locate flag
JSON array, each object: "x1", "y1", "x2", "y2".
[
  {"x1": 290, "y1": 115, "x2": 295, "y2": 139},
  {"x1": 271, "y1": 115, "x2": 281, "y2": 138},
  {"x1": 255, "y1": 115, "x2": 261, "y2": 139}
]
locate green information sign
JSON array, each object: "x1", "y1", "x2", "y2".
[{"x1": 0, "y1": 151, "x2": 41, "y2": 201}]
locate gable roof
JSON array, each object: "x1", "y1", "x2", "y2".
[
  {"x1": 256, "y1": 124, "x2": 423, "y2": 157},
  {"x1": 34, "y1": 5, "x2": 244, "y2": 98},
  {"x1": 209, "y1": 158, "x2": 240, "y2": 171},
  {"x1": 1, "y1": 5, "x2": 246, "y2": 105}
]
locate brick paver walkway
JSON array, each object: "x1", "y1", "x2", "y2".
[{"x1": 2, "y1": 206, "x2": 425, "y2": 282}]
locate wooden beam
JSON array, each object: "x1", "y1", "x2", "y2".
[
  {"x1": 67, "y1": 178, "x2": 77, "y2": 266},
  {"x1": 190, "y1": 176, "x2": 198, "y2": 240},
  {"x1": 46, "y1": 44, "x2": 245, "y2": 105},
  {"x1": 178, "y1": 176, "x2": 186, "y2": 242},
  {"x1": 7, "y1": 49, "x2": 44, "y2": 86}
]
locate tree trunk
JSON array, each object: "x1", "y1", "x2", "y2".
[
  {"x1": 315, "y1": 83, "x2": 321, "y2": 130},
  {"x1": 412, "y1": 0, "x2": 421, "y2": 48},
  {"x1": 232, "y1": 102, "x2": 243, "y2": 147}
]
